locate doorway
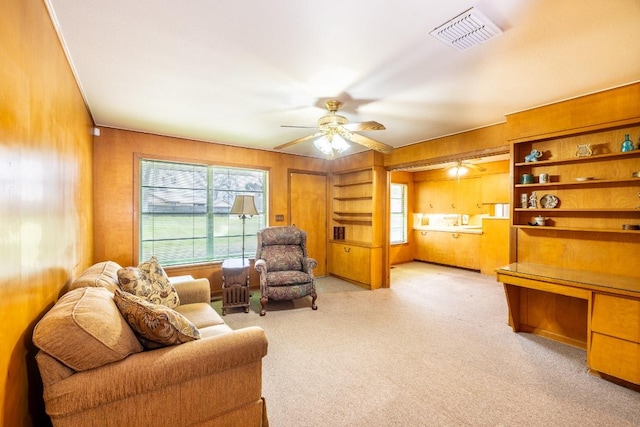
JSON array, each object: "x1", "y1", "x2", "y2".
[{"x1": 289, "y1": 171, "x2": 328, "y2": 276}]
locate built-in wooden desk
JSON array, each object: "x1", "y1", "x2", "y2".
[{"x1": 497, "y1": 263, "x2": 640, "y2": 388}]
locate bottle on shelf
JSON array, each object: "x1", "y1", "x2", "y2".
[{"x1": 621, "y1": 133, "x2": 634, "y2": 152}]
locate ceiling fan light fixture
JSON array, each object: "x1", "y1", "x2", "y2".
[
  {"x1": 331, "y1": 134, "x2": 350, "y2": 153},
  {"x1": 448, "y1": 164, "x2": 469, "y2": 177},
  {"x1": 313, "y1": 136, "x2": 333, "y2": 155},
  {"x1": 313, "y1": 134, "x2": 350, "y2": 157}
]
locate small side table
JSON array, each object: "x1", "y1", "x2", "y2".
[{"x1": 221, "y1": 258, "x2": 250, "y2": 315}]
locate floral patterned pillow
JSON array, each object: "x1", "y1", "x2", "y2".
[
  {"x1": 117, "y1": 256, "x2": 180, "y2": 308},
  {"x1": 113, "y1": 289, "x2": 200, "y2": 349}
]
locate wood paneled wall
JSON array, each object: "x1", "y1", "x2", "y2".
[
  {"x1": 93, "y1": 127, "x2": 328, "y2": 294},
  {"x1": 0, "y1": 1, "x2": 95, "y2": 425},
  {"x1": 384, "y1": 123, "x2": 506, "y2": 169}
]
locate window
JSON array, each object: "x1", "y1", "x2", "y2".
[
  {"x1": 390, "y1": 183, "x2": 407, "y2": 244},
  {"x1": 140, "y1": 159, "x2": 267, "y2": 266}
]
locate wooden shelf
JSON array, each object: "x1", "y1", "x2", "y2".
[
  {"x1": 333, "y1": 196, "x2": 373, "y2": 201},
  {"x1": 514, "y1": 150, "x2": 640, "y2": 167},
  {"x1": 332, "y1": 218, "x2": 372, "y2": 225},
  {"x1": 514, "y1": 225, "x2": 640, "y2": 234},
  {"x1": 514, "y1": 208, "x2": 640, "y2": 213},
  {"x1": 334, "y1": 211, "x2": 372, "y2": 216},
  {"x1": 333, "y1": 180, "x2": 373, "y2": 187},
  {"x1": 512, "y1": 125, "x2": 640, "y2": 235},
  {"x1": 516, "y1": 178, "x2": 640, "y2": 188}
]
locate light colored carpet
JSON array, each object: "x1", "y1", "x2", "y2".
[{"x1": 214, "y1": 262, "x2": 640, "y2": 427}]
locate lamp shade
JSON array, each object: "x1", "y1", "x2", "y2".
[{"x1": 230, "y1": 195, "x2": 259, "y2": 216}]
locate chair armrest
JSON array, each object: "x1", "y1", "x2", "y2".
[
  {"x1": 173, "y1": 278, "x2": 211, "y2": 304},
  {"x1": 255, "y1": 259, "x2": 267, "y2": 274},
  {"x1": 302, "y1": 257, "x2": 317, "y2": 276}
]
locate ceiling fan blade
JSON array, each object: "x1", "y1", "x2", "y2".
[
  {"x1": 342, "y1": 121, "x2": 386, "y2": 131},
  {"x1": 281, "y1": 125, "x2": 318, "y2": 129},
  {"x1": 344, "y1": 132, "x2": 394, "y2": 154},
  {"x1": 274, "y1": 132, "x2": 324, "y2": 150},
  {"x1": 467, "y1": 163, "x2": 487, "y2": 172},
  {"x1": 460, "y1": 161, "x2": 487, "y2": 172}
]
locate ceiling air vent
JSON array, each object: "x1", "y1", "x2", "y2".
[{"x1": 430, "y1": 7, "x2": 503, "y2": 51}]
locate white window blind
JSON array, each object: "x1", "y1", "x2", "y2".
[
  {"x1": 140, "y1": 159, "x2": 267, "y2": 265},
  {"x1": 390, "y1": 183, "x2": 407, "y2": 244}
]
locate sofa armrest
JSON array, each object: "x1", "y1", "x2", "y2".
[
  {"x1": 43, "y1": 327, "x2": 268, "y2": 417},
  {"x1": 173, "y1": 277, "x2": 211, "y2": 304}
]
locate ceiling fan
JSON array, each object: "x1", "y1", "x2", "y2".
[
  {"x1": 444, "y1": 160, "x2": 486, "y2": 177},
  {"x1": 275, "y1": 100, "x2": 393, "y2": 158}
]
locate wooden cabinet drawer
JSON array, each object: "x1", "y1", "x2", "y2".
[
  {"x1": 590, "y1": 332, "x2": 640, "y2": 384},
  {"x1": 591, "y1": 293, "x2": 640, "y2": 342}
]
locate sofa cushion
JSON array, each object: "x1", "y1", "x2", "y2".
[
  {"x1": 118, "y1": 256, "x2": 179, "y2": 308},
  {"x1": 33, "y1": 287, "x2": 143, "y2": 371},
  {"x1": 114, "y1": 289, "x2": 200, "y2": 348},
  {"x1": 68, "y1": 261, "x2": 122, "y2": 293},
  {"x1": 175, "y1": 302, "x2": 226, "y2": 329},
  {"x1": 265, "y1": 270, "x2": 312, "y2": 286}
]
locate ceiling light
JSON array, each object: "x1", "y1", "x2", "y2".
[
  {"x1": 447, "y1": 164, "x2": 469, "y2": 177},
  {"x1": 314, "y1": 134, "x2": 350, "y2": 158},
  {"x1": 430, "y1": 7, "x2": 503, "y2": 51}
]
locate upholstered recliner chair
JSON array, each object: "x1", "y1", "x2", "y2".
[{"x1": 255, "y1": 226, "x2": 318, "y2": 316}]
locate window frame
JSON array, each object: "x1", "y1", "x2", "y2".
[
  {"x1": 134, "y1": 156, "x2": 269, "y2": 266},
  {"x1": 390, "y1": 183, "x2": 407, "y2": 245}
]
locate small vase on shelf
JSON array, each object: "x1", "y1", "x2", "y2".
[{"x1": 621, "y1": 134, "x2": 634, "y2": 152}]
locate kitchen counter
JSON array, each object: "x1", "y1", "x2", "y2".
[{"x1": 413, "y1": 225, "x2": 483, "y2": 234}]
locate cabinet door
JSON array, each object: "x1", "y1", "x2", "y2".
[
  {"x1": 414, "y1": 181, "x2": 431, "y2": 213},
  {"x1": 414, "y1": 230, "x2": 430, "y2": 261},
  {"x1": 481, "y1": 173, "x2": 510, "y2": 204},
  {"x1": 456, "y1": 177, "x2": 482, "y2": 214},
  {"x1": 330, "y1": 243, "x2": 371, "y2": 284},
  {"x1": 329, "y1": 243, "x2": 349, "y2": 278},
  {"x1": 432, "y1": 180, "x2": 456, "y2": 212},
  {"x1": 428, "y1": 232, "x2": 452, "y2": 265},
  {"x1": 453, "y1": 233, "x2": 480, "y2": 270}
]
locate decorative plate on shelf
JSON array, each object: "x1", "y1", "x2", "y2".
[
  {"x1": 540, "y1": 194, "x2": 559, "y2": 209},
  {"x1": 575, "y1": 177, "x2": 595, "y2": 182}
]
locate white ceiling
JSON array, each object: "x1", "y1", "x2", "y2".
[{"x1": 46, "y1": 0, "x2": 640, "y2": 159}]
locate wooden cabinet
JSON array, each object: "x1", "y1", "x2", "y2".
[
  {"x1": 330, "y1": 165, "x2": 385, "y2": 289},
  {"x1": 414, "y1": 177, "x2": 481, "y2": 215},
  {"x1": 456, "y1": 177, "x2": 482, "y2": 215},
  {"x1": 481, "y1": 173, "x2": 510, "y2": 204},
  {"x1": 329, "y1": 242, "x2": 382, "y2": 289},
  {"x1": 415, "y1": 180, "x2": 454, "y2": 212},
  {"x1": 413, "y1": 230, "x2": 480, "y2": 270},
  {"x1": 511, "y1": 127, "x2": 640, "y2": 234}
]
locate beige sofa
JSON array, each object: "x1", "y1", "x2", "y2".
[{"x1": 33, "y1": 261, "x2": 269, "y2": 427}]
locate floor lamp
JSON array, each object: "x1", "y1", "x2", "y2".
[{"x1": 230, "y1": 195, "x2": 259, "y2": 264}]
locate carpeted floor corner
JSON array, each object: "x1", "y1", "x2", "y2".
[{"x1": 213, "y1": 262, "x2": 640, "y2": 427}]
